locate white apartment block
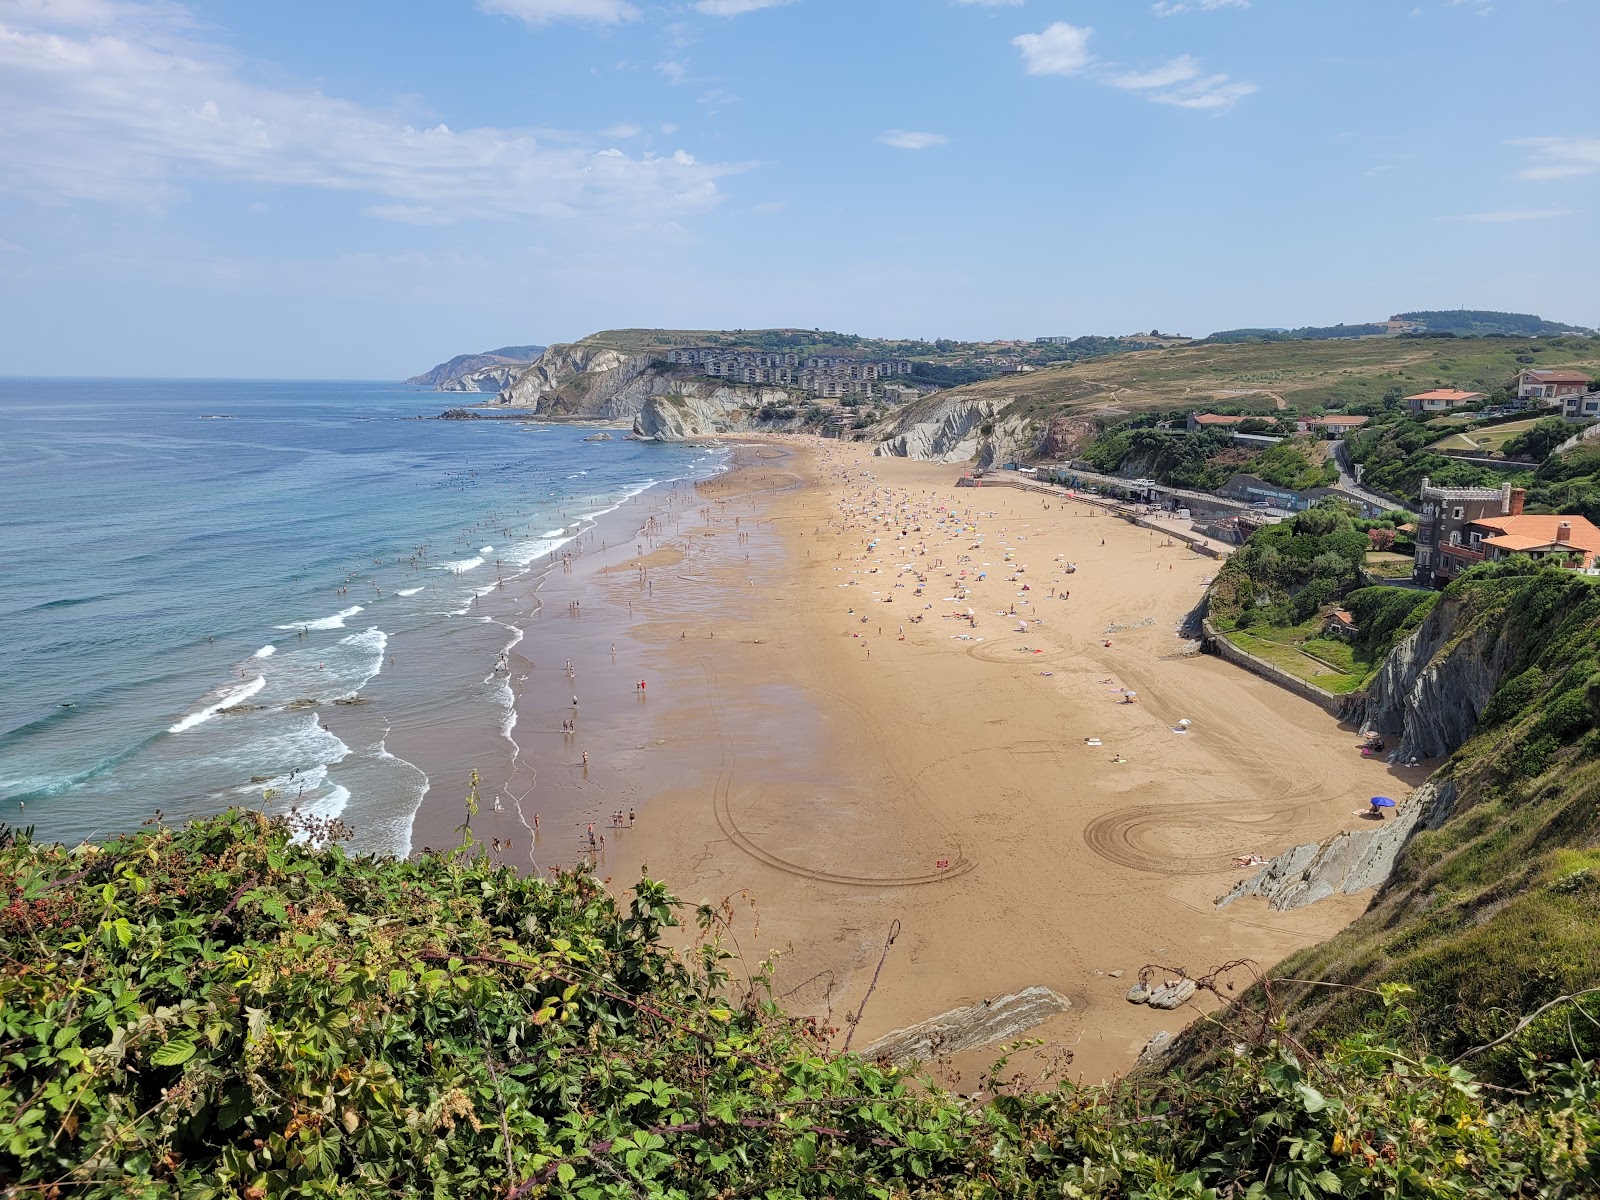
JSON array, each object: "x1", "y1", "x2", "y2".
[{"x1": 666, "y1": 347, "x2": 911, "y2": 396}]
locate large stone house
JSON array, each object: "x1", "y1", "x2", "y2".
[{"x1": 1414, "y1": 479, "x2": 1600, "y2": 585}]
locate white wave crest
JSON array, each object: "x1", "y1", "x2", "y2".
[
  {"x1": 396, "y1": 587, "x2": 423, "y2": 596},
  {"x1": 169, "y1": 674, "x2": 266, "y2": 734},
  {"x1": 253, "y1": 644, "x2": 276, "y2": 658},
  {"x1": 275, "y1": 605, "x2": 364, "y2": 631},
  {"x1": 440, "y1": 556, "x2": 484, "y2": 573}
]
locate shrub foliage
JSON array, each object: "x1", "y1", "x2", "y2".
[{"x1": 3, "y1": 811, "x2": 1600, "y2": 1196}]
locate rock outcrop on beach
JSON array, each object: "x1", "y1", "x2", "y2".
[
  {"x1": 406, "y1": 345, "x2": 545, "y2": 389},
  {"x1": 859, "y1": 986, "x2": 1070, "y2": 1066},
  {"x1": 1217, "y1": 779, "x2": 1457, "y2": 911},
  {"x1": 632, "y1": 387, "x2": 792, "y2": 439},
  {"x1": 1217, "y1": 586, "x2": 1526, "y2": 914}
]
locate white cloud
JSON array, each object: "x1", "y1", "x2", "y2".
[
  {"x1": 1153, "y1": 0, "x2": 1248, "y2": 14},
  {"x1": 693, "y1": 0, "x2": 792, "y2": 14},
  {"x1": 879, "y1": 130, "x2": 948, "y2": 150},
  {"x1": 1108, "y1": 55, "x2": 1202, "y2": 90},
  {"x1": 479, "y1": 0, "x2": 639, "y2": 26},
  {"x1": 1105, "y1": 55, "x2": 1256, "y2": 110},
  {"x1": 0, "y1": 3, "x2": 729, "y2": 225},
  {"x1": 1446, "y1": 209, "x2": 1578, "y2": 224},
  {"x1": 657, "y1": 59, "x2": 689, "y2": 83},
  {"x1": 1012, "y1": 22, "x2": 1093, "y2": 76},
  {"x1": 1515, "y1": 137, "x2": 1600, "y2": 181}
]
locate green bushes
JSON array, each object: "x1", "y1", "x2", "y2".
[{"x1": 5, "y1": 813, "x2": 1600, "y2": 1197}]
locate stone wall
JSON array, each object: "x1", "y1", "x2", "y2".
[{"x1": 1201, "y1": 619, "x2": 1348, "y2": 717}]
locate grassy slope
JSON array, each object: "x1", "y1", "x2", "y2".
[
  {"x1": 889, "y1": 335, "x2": 1600, "y2": 431},
  {"x1": 1235, "y1": 569, "x2": 1600, "y2": 1073}
]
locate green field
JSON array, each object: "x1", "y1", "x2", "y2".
[
  {"x1": 1430, "y1": 416, "x2": 1544, "y2": 455},
  {"x1": 1224, "y1": 623, "x2": 1373, "y2": 694}
]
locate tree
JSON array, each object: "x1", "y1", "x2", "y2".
[{"x1": 1504, "y1": 417, "x2": 1571, "y2": 462}]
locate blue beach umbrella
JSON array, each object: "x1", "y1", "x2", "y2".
[{"x1": 1370, "y1": 796, "x2": 1397, "y2": 808}]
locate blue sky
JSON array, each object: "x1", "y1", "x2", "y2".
[{"x1": 0, "y1": 0, "x2": 1596, "y2": 377}]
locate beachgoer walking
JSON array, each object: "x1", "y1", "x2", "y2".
[{"x1": 628, "y1": 808, "x2": 635, "y2": 827}]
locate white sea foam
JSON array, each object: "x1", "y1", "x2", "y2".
[
  {"x1": 440, "y1": 556, "x2": 484, "y2": 573},
  {"x1": 169, "y1": 674, "x2": 266, "y2": 734},
  {"x1": 275, "y1": 605, "x2": 364, "y2": 632},
  {"x1": 480, "y1": 545, "x2": 493, "y2": 553},
  {"x1": 396, "y1": 587, "x2": 423, "y2": 596},
  {"x1": 254, "y1": 645, "x2": 276, "y2": 658}
]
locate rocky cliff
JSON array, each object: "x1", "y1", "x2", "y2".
[
  {"x1": 407, "y1": 345, "x2": 545, "y2": 389},
  {"x1": 1349, "y1": 591, "x2": 1520, "y2": 762},
  {"x1": 487, "y1": 341, "x2": 822, "y2": 437},
  {"x1": 873, "y1": 393, "x2": 1035, "y2": 464},
  {"x1": 440, "y1": 364, "x2": 526, "y2": 393},
  {"x1": 632, "y1": 386, "x2": 797, "y2": 440},
  {"x1": 1218, "y1": 583, "x2": 1532, "y2": 914}
]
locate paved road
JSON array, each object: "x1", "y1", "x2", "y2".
[{"x1": 1330, "y1": 442, "x2": 1412, "y2": 515}]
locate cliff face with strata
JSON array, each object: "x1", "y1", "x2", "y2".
[
  {"x1": 1349, "y1": 595, "x2": 1520, "y2": 762},
  {"x1": 873, "y1": 393, "x2": 1037, "y2": 464},
  {"x1": 494, "y1": 343, "x2": 807, "y2": 437}
]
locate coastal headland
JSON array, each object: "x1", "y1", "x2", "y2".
[{"x1": 431, "y1": 435, "x2": 1422, "y2": 1081}]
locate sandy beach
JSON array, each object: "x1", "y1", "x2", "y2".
[{"x1": 437, "y1": 435, "x2": 1424, "y2": 1082}]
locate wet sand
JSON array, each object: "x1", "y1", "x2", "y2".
[{"x1": 413, "y1": 435, "x2": 1425, "y2": 1082}]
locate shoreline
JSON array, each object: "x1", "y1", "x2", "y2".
[{"x1": 399, "y1": 450, "x2": 733, "y2": 863}]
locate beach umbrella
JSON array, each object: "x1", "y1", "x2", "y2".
[{"x1": 1370, "y1": 796, "x2": 1397, "y2": 808}]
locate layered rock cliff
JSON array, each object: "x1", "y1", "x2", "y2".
[
  {"x1": 493, "y1": 343, "x2": 808, "y2": 436},
  {"x1": 633, "y1": 387, "x2": 798, "y2": 440},
  {"x1": 1348, "y1": 590, "x2": 1521, "y2": 762},
  {"x1": 873, "y1": 393, "x2": 1035, "y2": 464},
  {"x1": 440, "y1": 364, "x2": 526, "y2": 393}
]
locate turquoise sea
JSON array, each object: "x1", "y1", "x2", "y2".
[{"x1": 0, "y1": 380, "x2": 716, "y2": 853}]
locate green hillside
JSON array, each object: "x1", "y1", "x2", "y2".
[
  {"x1": 1221, "y1": 565, "x2": 1600, "y2": 1075},
  {"x1": 918, "y1": 333, "x2": 1600, "y2": 424}
]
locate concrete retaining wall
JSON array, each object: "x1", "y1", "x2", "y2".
[{"x1": 1201, "y1": 619, "x2": 1348, "y2": 716}]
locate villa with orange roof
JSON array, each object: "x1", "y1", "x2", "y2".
[
  {"x1": 1415, "y1": 477, "x2": 1600, "y2": 585},
  {"x1": 1406, "y1": 388, "x2": 1484, "y2": 416}
]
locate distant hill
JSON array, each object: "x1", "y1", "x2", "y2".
[
  {"x1": 1200, "y1": 324, "x2": 1388, "y2": 345},
  {"x1": 1394, "y1": 310, "x2": 1593, "y2": 338},
  {"x1": 1200, "y1": 311, "x2": 1594, "y2": 345},
  {"x1": 406, "y1": 345, "x2": 546, "y2": 389}
]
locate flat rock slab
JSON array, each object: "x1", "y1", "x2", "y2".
[{"x1": 859, "y1": 986, "x2": 1071, "y2": 1066}]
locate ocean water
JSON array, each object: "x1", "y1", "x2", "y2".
[{"x1": 0, "y1": 380, "x2": 716, "y2": 853}]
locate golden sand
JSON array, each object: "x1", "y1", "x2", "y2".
[{"x1": 490, "y1": 435, "x2": 1419, "y2": 1082}]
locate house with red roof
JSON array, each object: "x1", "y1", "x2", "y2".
[
  {"x1": 1296, "y1": 414, "x2": 1370, "y2": 437},
  {"x1": 1514, "y1": 369, "x2": 1593, "y2": 407},
  {"x1": 1186, "y1": 413, "x2": 1249, "y2": 432},
  {"x1": 1406, "y1": 388, "x2": 1484, "y2": 416}
]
